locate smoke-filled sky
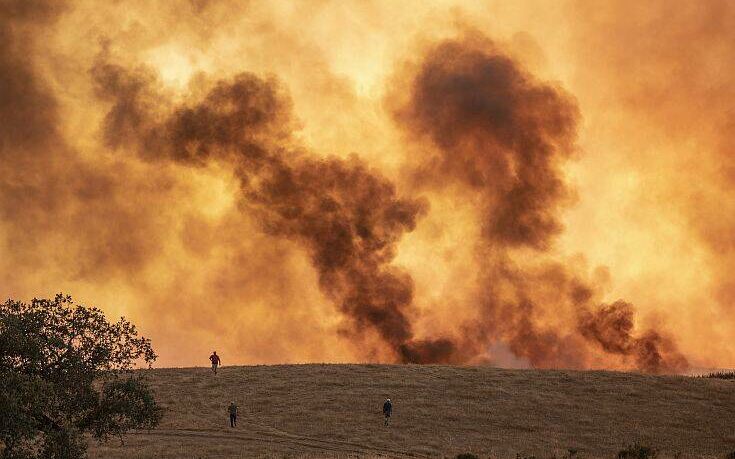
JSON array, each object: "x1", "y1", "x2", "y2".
[{"x1": 2, "y1": 0, "x2": 734, "y2": 372}]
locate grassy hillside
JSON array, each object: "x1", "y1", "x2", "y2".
[{"x1": 88, "y1": 365, "x2": 735, "y2": 458}]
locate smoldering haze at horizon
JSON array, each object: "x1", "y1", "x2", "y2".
[{"x1": 1, "y1": 0, "x2": 733, "y2": 372}]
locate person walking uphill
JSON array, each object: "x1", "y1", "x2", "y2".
[
  {"x1": 228, "y1": 401, "x2": 238, "y2": 428},
  {"x1": 383, "y1": 398, "x2": 392, "y2": 426},
  {"x1": 209, "y1": 351, "x2": 221, "y2": 374}
]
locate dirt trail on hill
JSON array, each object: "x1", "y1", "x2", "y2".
[{"x1": 126, "y1": 424, "x2": 425, "y2": 458}]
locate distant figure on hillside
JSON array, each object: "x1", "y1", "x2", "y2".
[
  {"x1": 383, "y1": 398, "x2": 392, "y2": 426},
  {"x1": 209, "y1": 351, "x2": 221, "y2": 374},
  {"x1": 228, "y1": 401, "x2": 238, "y2": 428}
]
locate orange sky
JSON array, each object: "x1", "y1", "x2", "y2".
[{"x1": 2, "y1": 0, "x2": 734, "y2": 371}]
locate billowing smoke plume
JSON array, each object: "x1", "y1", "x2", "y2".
[
  {"x1": 392, "y1": 37, "x2": 687, "y2": 373},
  {"x1": 394, "y1": 38, "x2": 577, "y2": 250},
  {"x1": 88, "y1": 34, "x2": 687, "y2": 371},
  {"x1": 91, "y1": 60, "x2": 455, "y2": 362}
]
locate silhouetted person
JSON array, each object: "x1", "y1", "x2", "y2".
[
  {"x1": 228, "y1": 401, "x2": 238, "y2": 427},
  {"x1": 209, "y1": 351, "x2": 221, "y2": 374},
  {"x1": 383, "y1": 398, "x2": 392, "y2": 426}
]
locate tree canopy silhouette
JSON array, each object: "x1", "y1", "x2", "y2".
[{"x1": 0, "y1": 294, "x2": 161, "y2": 458}]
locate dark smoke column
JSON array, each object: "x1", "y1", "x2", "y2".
[
  {"x1": 392, "y1": 35, "x2": 688, "y2": 373},
  {"x1": 394, "y1": 38, "x2": 578, "y2": 250},
  {"x1": 92, "y1": 62, "x2": 454, "y2": 363}
]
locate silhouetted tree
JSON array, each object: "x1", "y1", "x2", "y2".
[{"x1": 0, "y1": 294, "x2": 161, "y2": 458}]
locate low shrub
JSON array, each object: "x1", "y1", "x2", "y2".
[{"x1": 618, "y1": 443, "x2": 658, "y2": 459}]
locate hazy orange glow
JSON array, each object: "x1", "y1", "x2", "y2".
[{"x1": 2, "y1": 0, "x2": 734, "y2": 371}]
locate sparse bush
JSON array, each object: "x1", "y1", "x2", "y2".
[
  {"x1": 456, "y1": 454, "x2": 478, "y2": 459},
  {"x1": 725, "y1": 450, "x2": 735, "y2": 459},
  {"x1": 618, "y1": 443, "x2": 658, "y2": 459}
]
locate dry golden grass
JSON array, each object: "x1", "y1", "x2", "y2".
[{"x1": 87, "y1": 364, "x2": 735, "y2": 458}]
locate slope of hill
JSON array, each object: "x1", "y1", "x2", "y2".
[{"x1": 88, "y1": 365, "x2": 735, "y2": 458}]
